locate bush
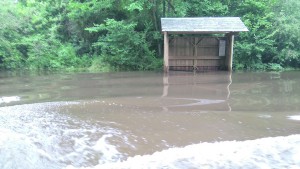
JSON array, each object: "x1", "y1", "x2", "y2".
[{"x1": 266, "y1": 63, "x2": 283, "y2": 71}]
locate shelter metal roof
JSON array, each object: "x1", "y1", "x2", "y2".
[{"x1": 161, "y1": 17, "x2": 248, "y2": 34}]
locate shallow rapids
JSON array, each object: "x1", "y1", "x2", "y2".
[
  {"x1": 70, "y1": 134, "x2": 300, "y2": 169},
  {"x1": 1, "y1": 71, "x2": 300, "y2": 168}
]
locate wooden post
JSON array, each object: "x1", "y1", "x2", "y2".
[
  {"x1": 226, "y1": 33, "x2": 235, "y2": 71},
  {"x1": 164, "y1": 31, "x2": 169, "y2": 72}
]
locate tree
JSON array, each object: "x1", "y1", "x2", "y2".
[
  {"x1": 0, "y1": 0, "x2": 26, "y2": 69},
  {"x1": 1, "y1": 0, "x2": 300, "y2": 71},
  {"x1": 86, "y1": 19, "x2": 160, "y2": 70},
  {"x1": 273, "y1": 0, "x2": 300, "y2": 67},
  {"x1": 229, "y1": 0, "x2": 277, "y2": 69}
]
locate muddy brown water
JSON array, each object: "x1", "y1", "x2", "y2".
[{"x1": 0, "y1": 71, "x2": 300, "y2": 168}]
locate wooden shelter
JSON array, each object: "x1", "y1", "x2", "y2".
[{"x1": 161, "y1": 17, "x2": 248, "y2": 72}]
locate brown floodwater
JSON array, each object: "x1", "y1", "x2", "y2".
[{"x1": 0, "y1": 71, "x2": 300, "y2": 169}]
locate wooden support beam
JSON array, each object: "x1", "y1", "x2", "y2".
[
  {"x1": 164, "y1": 31, "x2": 169, "y2": 72},
  {"x1": 226, "y1": 33, "x2": 235, "y2": 71}
]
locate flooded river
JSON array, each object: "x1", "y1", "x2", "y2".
[{"x1": 0, "y1": 71, "x2": 300, "y2": 168}]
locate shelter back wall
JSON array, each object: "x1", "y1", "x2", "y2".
[{"x1": 169, "y1": 37, "x2": 226, "y2": 70}]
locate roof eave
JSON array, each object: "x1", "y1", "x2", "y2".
[{"x1": 162, "y1": 30, "x2": 248, "y2": 34}]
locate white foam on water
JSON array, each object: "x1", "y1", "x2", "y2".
[
  {"x1": 0, "y1": 102, "x2": 132, "y2": 169},
  {"x1": 68, "y1": 135, "x2": 300, "y2": 169},
  {"x1": 288, "y1": 115, "x2": 300, "y2": 121},
  {"x1": 0, "y1": 96, "x2": 20, "y2": 104},
  {"x1": 0, "y1": 128, "x2": 61, "y2": 169},
  {"x1": 93, "y1": 134, "x2": 123, "y2": 165}
]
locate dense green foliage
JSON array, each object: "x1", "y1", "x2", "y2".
[{"x1": 0, "y1": 0, "x2": 299, "y2": 71}]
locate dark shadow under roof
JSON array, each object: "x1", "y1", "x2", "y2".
[{"x1": 161, "y1": 17, "x2": 248, "y2": 34}]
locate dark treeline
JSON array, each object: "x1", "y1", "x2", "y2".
[{"x1": 0, "y1": 0, "x2": 300, "y2": 71}]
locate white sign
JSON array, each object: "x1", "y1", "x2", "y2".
[{"x1": 219, "y1": 40, "x2": 226, "y2": 57}]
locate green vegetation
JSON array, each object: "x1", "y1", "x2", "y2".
[{"x1": 0, "y1": 0, "x2": 299, "y2": 71}]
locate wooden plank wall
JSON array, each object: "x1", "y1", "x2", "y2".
[{"x1": 169, "y1": 37, "x2": 226, "y2": 71}]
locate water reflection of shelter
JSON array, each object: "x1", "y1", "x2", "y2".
[{"x1": 162, "y1": 72, "x2": 232, "y2": 112}]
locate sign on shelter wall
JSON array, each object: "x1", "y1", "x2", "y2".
[{"x1": 219, "y1": 40, "x2": 226, "y2": 57}]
